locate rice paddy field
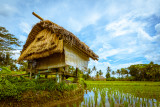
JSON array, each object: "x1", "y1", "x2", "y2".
[{"x1": 57, "y1": 81, "x2": 160, "y2": 107}]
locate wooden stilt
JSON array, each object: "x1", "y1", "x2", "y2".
[
  {"x1": 58, "y1": 68, "x2": 62, "y2": 83},
  {"x1": 29, "y1": 65, "x2": 32, "y2": 79},
  {"x1": 73, "y1": 67, "x2": 78, "y2": 83},
  {"x1": 76, "y1": 67, "x2": 78, "y2": 78},
  {"x1": 56, "y1": 69, "x2": 59, "y2": 83},
  {"x1": 45, "y1": 74, "x2": 48, "y2": 78},
  {"x1": 30, "y1": 71, "x2": 32, "y2": 79}
]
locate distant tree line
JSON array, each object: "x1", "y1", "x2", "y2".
[
  {"x1": 126, "y1": 62, "x2": 160, "y2": 81},
  {"x1": 107, "y1": 62, "x2": 160, "y2": 81},
  {"x1": 83, "y1": 61, "x2": 160, "y2": 81}
]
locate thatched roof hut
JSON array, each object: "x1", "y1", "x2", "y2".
[{"x1": 18, "y1": 13, "x2": 98, "y2": 71}]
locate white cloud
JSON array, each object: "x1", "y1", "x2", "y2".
[
  {"x1": 98, "y1": 48, "x2": 126, "y2": 60},
  {"x1": 137, "y1": 28, "x2": 153, "y2": 42},
  {"x1": 155, "y1": 23, "x2": 160, "y2": 34},
  {"x1": 68, "y1": 12, "x2": 100, "y2": 32},
  {"x1": 112, "y1": 61, "x2": 143, "y2": 70},
  {"x1": 0, "y1": 4, "x2": 18, "y2": 16},
  {"x1": 19, "y1": 35, "x2": 27, "y2": 42},
  {"x1": 145, "y1": 54, "x2": 160, "y2": 63},
  {"x1": 19, "y1": 22, "x2": 31, "y2": 34},
  {"x1": 68, "y1": 18, "x2": 83, "y2": 32},
  {"x1": 11, "y1": 50, "x2": 21, "y2": 60},
  {"x1": 106, "y1": 18, "x2": 146, "y2": 37}
]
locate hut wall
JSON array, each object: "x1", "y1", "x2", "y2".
[
  {"x1": 36, "y1": 53, "x2": 66, "y2": 70},
  {"x1": 35, "y1": 44, "x2": 90, "y2": 70},
  {"x1": 64, "y1": 44, "x2": 89, "y2": 70}
]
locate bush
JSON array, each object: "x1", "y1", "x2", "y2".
[{"x1": 0, "y1": 76, "x2": 78, "y2": 100}]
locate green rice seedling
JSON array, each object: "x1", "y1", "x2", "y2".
[
  {"x1": 142, "y1": 100, "x2": 146, "y2": 107},
  {"x1": 141, "y1": 98, "x2": 146, "y2": 107},
  {"x1": 128, "y1": 95, "x2": 131, "y2": 104},
  {"x1": 131, "y1": 96, "x2": 133, "y2": 105},
  {"x1": 85, "y1": 97, "x2": 87, "y2": 106},
  {"x1": 73, "y1": 103, "x2": 76, "y2": 107},
  {"x1": 88, "y1": 97, "x2": 91, "y2": 107},
  {"x1": 152, "y1": 99, "x2": 155, "y2": 107},
  {"x1": 100, "y1": 89, "x2": 106, "y2": 106},
  {"x1": 156, "y1": 100, "x2": 159, "y2": 107},
  {"x1": 120, "y1": 96, "x2": 123, "y2": 104},
  {"x1": 147, "y1": 98, "x2": 150, "y2": 107},
  {"x1": 94, "y1": 89, "x2": 98, "y2": 106},
  {"x1": 110, "y1": 97, "x2": 115, "y2": 107},
  {"x1": 99, "y1": 101, "x2": 102, "y2": 107},
  {"x1": 135, "y1": 102, "x2": 140, "y2": 107},
  {"x1": 91, "y1": 97, "x2": 94, "y2": 107},
  {"x1": 124, "y1": 101, "x2": 128, "y2": 107},
  {"x1": 84, "y1": 97, "x2": 86, "y2": 105}
]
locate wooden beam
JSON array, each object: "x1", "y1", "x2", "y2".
[
  {"x1": 32, "y1": 12, "x2": 44, "y2": 21},
  {"x1": 11, "y1": 73, "x2": 27, "y2": 77}
]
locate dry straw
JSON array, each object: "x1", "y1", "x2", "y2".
[{"x1": 18, "y1": 20, "x2": 98, "y2": 62}]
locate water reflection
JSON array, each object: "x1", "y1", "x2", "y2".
[
  {"x1": 56, "y1": 86, "x2": 160, "y2": 107},
  {"x1": 80, "y1": 87, "x2": 159, "y2": 107}
]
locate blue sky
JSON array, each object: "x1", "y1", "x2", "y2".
[{"x1": 0, "y1": 0, "x2": 160, "y2": 76}]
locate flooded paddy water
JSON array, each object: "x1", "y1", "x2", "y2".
[{"x1": 56, "y1": 84, "x2": 160, "y2": 107}]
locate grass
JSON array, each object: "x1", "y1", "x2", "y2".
[{"x1": 85, "y1": 81, "x2": 160, "y2": 86}]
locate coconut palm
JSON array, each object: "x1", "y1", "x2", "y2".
[
  {"x1": 112, "y1": 71, "x2": 115, "y2": 77},
  {"x1": 92, "y1": 65, "x2": 97, "y2": 77},
  {"x1": 99, "y1": 70, "x2": 103, "y2": 76},
  {"x1": 116, "y1": 69, "x2": 121, "y2": 78}
]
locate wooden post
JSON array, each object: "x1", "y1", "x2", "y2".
[
  {"x1": 73, "y1": 67, "x2": 78, "y2": 83},
  {"x1": 30, "y1": 70, "x2": 32, "y2": 79},
  {"x1": 76, "y1": 68, "x2": 78, "y2": 78},
  {"x1": 29, "y1": 65, "x2": 32, "y2": 79},
  {"x1": 58, "y1": 68, "x2": 62, "y2": 83},
  {"x1": 32, "y1": 12, "x2": 44, "y2": 21},
  {"x1": 62, "y1": 68, "x2": 65, "y2": 80},
  {"x1": 45, "y1": 74, "x2": 48, "y2": 78},
  {"x1": 56, "y1": 69, "x2": 58, "y2": 83},
  {"x1": 35, "y1": 70, "x2": 39, "y2": 79}
]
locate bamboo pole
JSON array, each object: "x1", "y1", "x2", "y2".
[{"x1": 32, "y1": 12, "x2": 44, "y2": 21}]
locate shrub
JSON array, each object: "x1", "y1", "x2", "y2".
[{"x1": 0, "y1": 76, "x2": 78, "y2": 100}]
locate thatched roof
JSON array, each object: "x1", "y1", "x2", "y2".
[{"x1": 18, "y1": 20, "x2": 99, "y2": 62}]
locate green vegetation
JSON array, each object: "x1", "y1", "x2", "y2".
[
  {"x1": 0, "y1": 76, "x2": 77, "y2": 100},
  {"x1": 0, "y1": 66, "x2": 25, "y2": 76},
  {"x1": 112, "y1": 62, "x2": 160, "y2": 81},
  {"x1": 0, "y1": 26, "x2": 21, "y2": 51},
  {"x1": 0, "y1": 26, "x2": 21, "y2": 71},
  {"x1": 79, "y1": 81, "x2": 160, "y2": 107},
  {"x1": 86, "y1": 81, "x2": 160, "y2": 86}
]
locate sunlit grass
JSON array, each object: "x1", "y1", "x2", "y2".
[{"x1": 86, "y1": 81, "x2": 160, "y2": 86}]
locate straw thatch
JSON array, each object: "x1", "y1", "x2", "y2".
[{"x1": 18, "y1": 20, "x2": 98, "y2": 62}]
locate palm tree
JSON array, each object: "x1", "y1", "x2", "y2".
[
  {"x1": 92, "y1": 66, "x2": 97, "y2": 77},
  {"x1": 96, "y1": 71, "x2": 99, "y2": 79},
  {"x1": 112, "y1": 71, "x2": 115, "y2": 77},
  {"x1": 116, "y1": 69, "x2": 120, "y2": 78},
  {"x1": 107, "y1": 66, "x2": 111, "y2": 73},
  {"x1": 87, "y1": 68, "x2": 91, "y2": 79},
  {"x1": 99, "y1": 70, "x2": 103, "y2": 76},
  {"x1": 88, "y1": 68, "x2": 91, "y2": 75}
]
